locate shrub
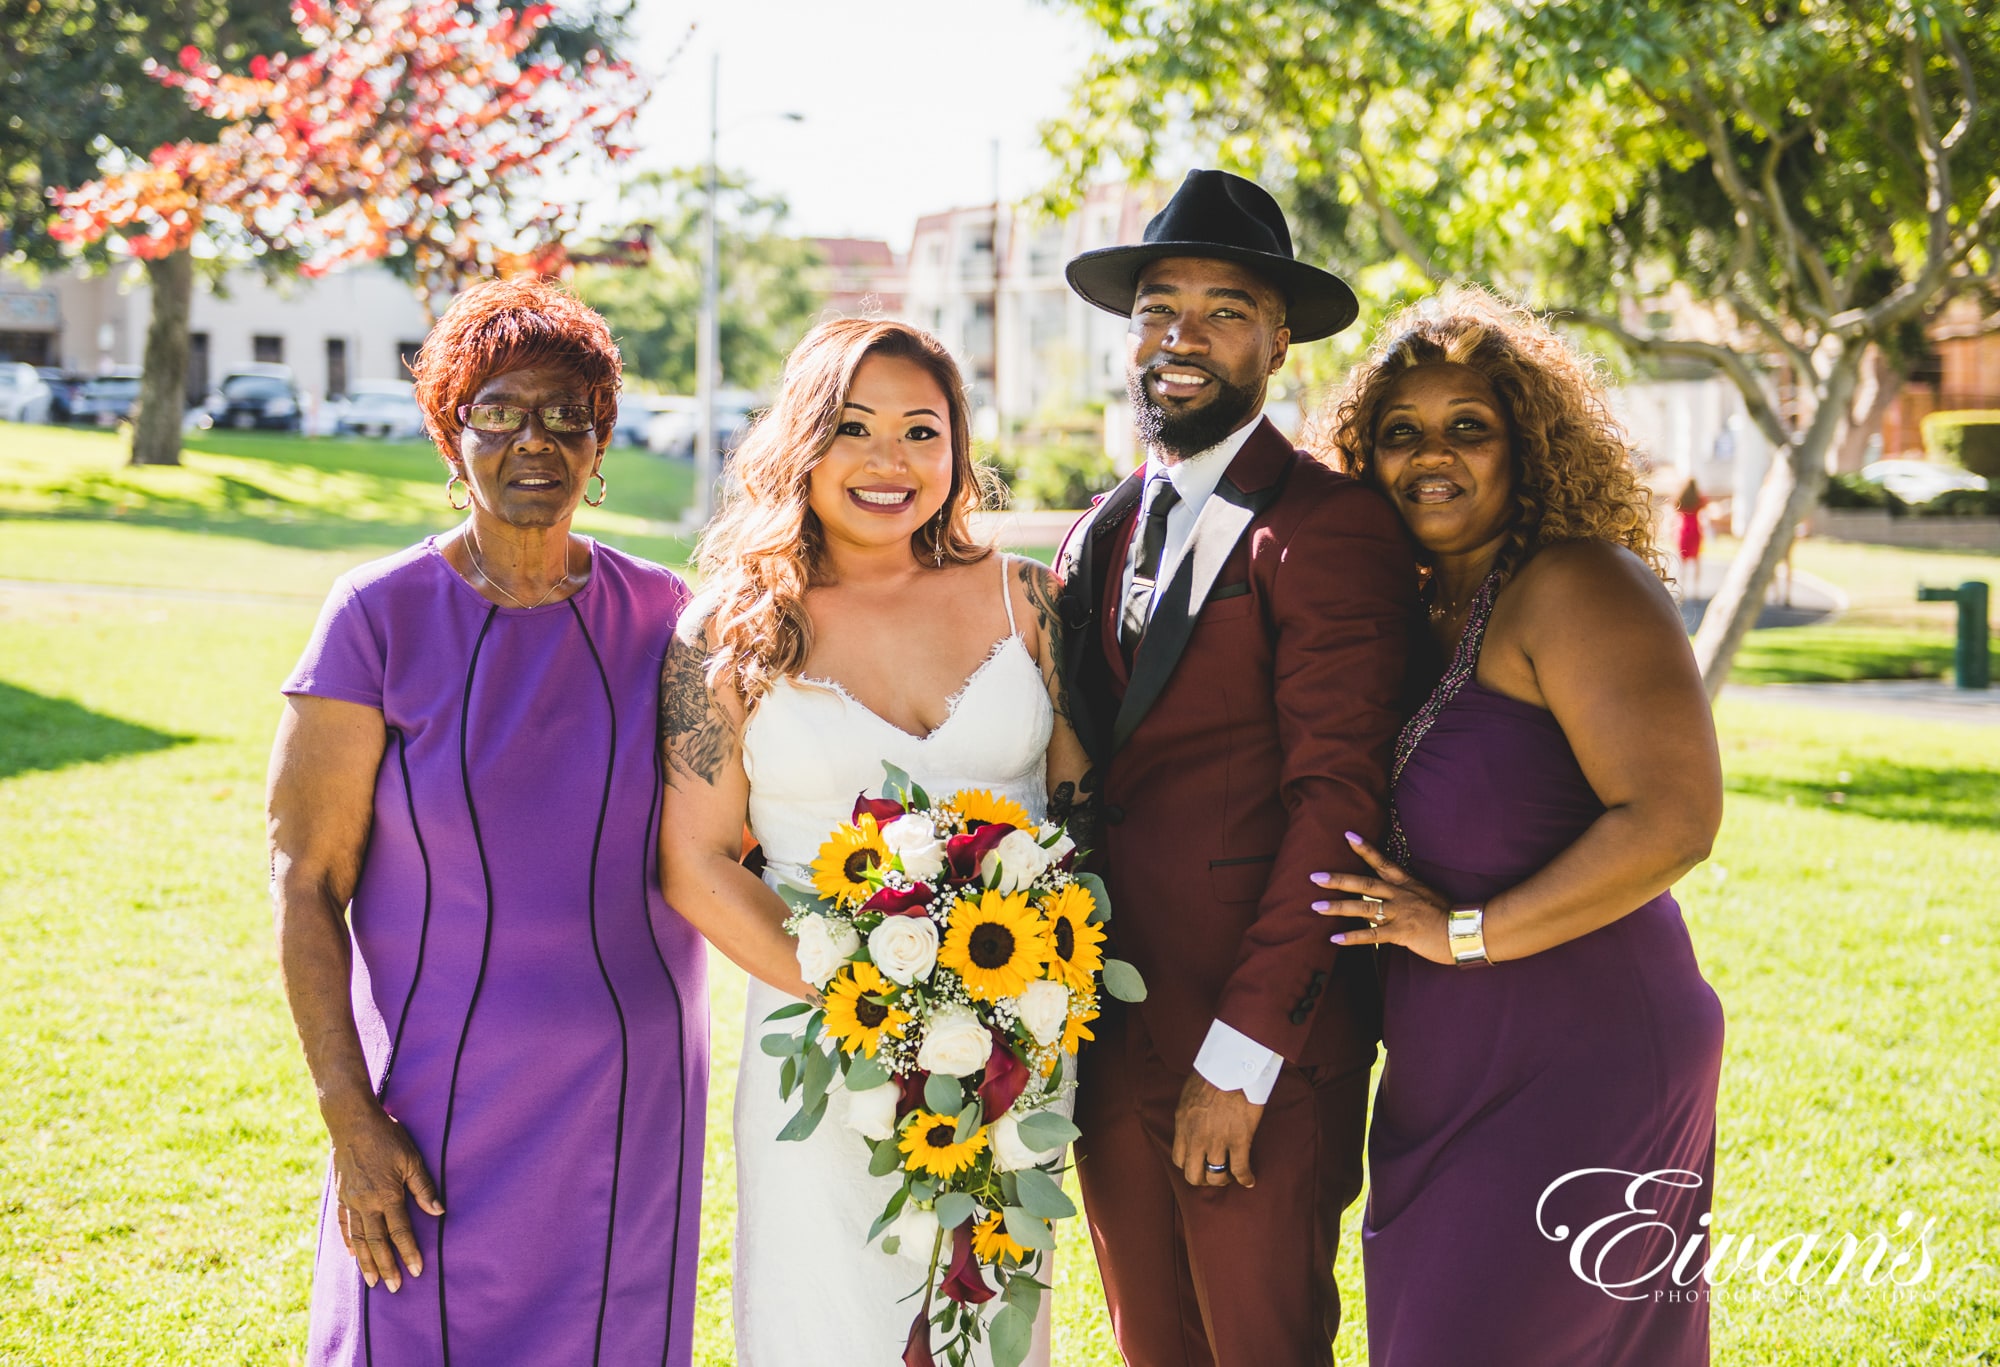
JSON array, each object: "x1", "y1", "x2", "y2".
[
  {"x1": 1920, "y1": 409, "x2": 2000, "y2": 480},
  {"x1": 1916, "y1": 487, "x2": 2000, "y2": 517},
  {"x1": 987, "y1": 441, "x2": 1121, "y2": 510},
  {"x1": 1823, "y1": 472, "x2": 1891, "y2": 509}
]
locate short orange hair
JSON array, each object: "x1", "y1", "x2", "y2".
[{"x1": 410, "y1": 276, "x2": 622, "y2": 465}]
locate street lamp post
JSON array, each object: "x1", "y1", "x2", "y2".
[{"x1": 692, "y1": 57, "x2": 802, "y2": 530}]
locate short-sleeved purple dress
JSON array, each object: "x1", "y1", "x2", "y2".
[
  {"x1": 1364, "y1": 572, "x2": 1723, "y2": 1365},
  {"x1": 283, "y1": 537, "x2": 707, "y2": 1367}
]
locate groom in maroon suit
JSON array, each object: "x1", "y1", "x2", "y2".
[{"x1": 1055, "y1": 171, "x2": 1415, "y2": 1366}]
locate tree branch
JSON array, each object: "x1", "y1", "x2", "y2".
[
  {"x1": 1573, "y1": 310, "x2": 1790, "y2": 449},
  {"x1": 1938, "y1": 16, "x2": 1977, "y2": 152},
  {"x1": 1758, "y1": 124, "x2": 1838, "y2": 319},
  {"x1": 1905, "y1": 32, "x2": 1953, "y2": 273},
  {"x1": 1721, "y1": 284, "x2": 1817, "y2": 376}
]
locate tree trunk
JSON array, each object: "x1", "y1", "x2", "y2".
[
  {"x1": 129, "y1": 250, "x2": 194, "y2": 468},
  {"x1": 1691, "y1": 342, "x2": 1864, "y2": 700},
  {"x1": 1830, "y1": 345, "x2": 1903, "y2": 474}
]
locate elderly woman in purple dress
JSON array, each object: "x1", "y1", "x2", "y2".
[
  {"x1": 265, "y1": 278, "x2": 705, "y2": 1366},
  {"x1": 1306, "y1": 293, "x2": 1725, "y2": 1365}
]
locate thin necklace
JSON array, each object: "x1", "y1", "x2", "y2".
[{"x1": 465, "y1": 532, "x2": 570, "y2": 609}]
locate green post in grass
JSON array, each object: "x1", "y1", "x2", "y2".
[{"x1": 1916, "y1": 581, "x2": 1991, "y2": 690}]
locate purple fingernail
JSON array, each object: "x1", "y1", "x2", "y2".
[
  {"x1": 1344, "y1": 830, "x2": 1363, "y2": 843},
  {"x1": 1310, "y1": 871, "x2": 1329, "y2": 881},
  {"x1": 1330, "y1": 933, "x2": 1348, "y2": 944},
  {"x1": 1312, "y1": 900, "x2": 1331, "y2": 912}
]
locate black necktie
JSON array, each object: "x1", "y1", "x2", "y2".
[{"x1": 1121, "y1": 475, "x2": 1181, "y2": 653}]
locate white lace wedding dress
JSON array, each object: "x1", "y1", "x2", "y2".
[{"x1": 733, "y1": 557, "x2": 1057, "y2": 1366}]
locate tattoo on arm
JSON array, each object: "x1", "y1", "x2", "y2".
[
  {"x1": 1047, "y1": 767, "x2": 1101, "y2": 852},
  {"x1": 1018, "y1": 561, "x2": 1076, "y2": 727},
  {"x1": 659, "y1": 635, "x2": 735, "y2": 787}
]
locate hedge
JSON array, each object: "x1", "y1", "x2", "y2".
[{"x1": 1920, "y1": 409, "x2": 2000, "y2": 480}]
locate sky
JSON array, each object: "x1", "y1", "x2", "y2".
[{"x1": 618, "y1": 0, "x2": 1101, "y2": 247}]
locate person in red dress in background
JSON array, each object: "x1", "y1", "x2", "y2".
[{"x1": 1674, "y1": 477, "x2": 1707, "y2": 597}]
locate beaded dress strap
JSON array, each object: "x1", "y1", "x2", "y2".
[{"x1": 1386, "y1": 569, "x2": 1502, "y2": 866}]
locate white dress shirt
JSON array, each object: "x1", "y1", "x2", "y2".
[{"x1": 1121, "y1": 417, "x2": 1286, "y2": 1106}]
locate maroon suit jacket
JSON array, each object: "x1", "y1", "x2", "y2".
[{"x1": 1054, "y1": 417, "x2": 1416, "y2": 1074}]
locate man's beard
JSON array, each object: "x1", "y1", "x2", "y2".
[{"x1": 1128, "y1": 363, "x2": 1264, "y2": 459}]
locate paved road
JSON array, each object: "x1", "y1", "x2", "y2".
[
  {"x1": 1722, "y1": 679, "x2": 2000, "y2": 725},
  {"x1": 1676, "y1": 557, "x2": 1843, "y2": 631}
]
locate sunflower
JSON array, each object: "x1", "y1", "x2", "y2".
[
  {"x1": 938, "y1": 889, "x2": 1049, "y2": 1001},
  {"x1": 947, "y1": 789, "x2": 1033, "y2": 832},
  {"x1": 971, "y1": 1210, "x2": 1033, "y2": 1266},
  {"x1": 899, "y1": 1109, "x2": 988, "y2": 1177},
  {"x1": 1040, "y1": 883, "x2": 1107, "y2": 993},
  {"x1": 1062, "y1": 1000, "x2": 1099, "y2": 1056},
  {"x1": 821, "y1": 962, "x2": 912, "y2": 1057},
  {"x1": 811, "y1": 814, "x2": 889, "y2": 906}
]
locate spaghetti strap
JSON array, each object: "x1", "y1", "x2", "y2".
[{"x1": 1000, "y1": 555, "x2": 1018, "y2": 638}]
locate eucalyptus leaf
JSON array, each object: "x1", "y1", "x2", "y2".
[
  {"x1": 759, "y1": 1032, "x2": 800, "y2": 1058},
  {"x1": 909, "y1": 781, "x2": 932, "y2": 809},
  {"x1": 881, "y1": 1234, "x2": 901, "y2": 1257},
  {"x1": 881, "y1": 761, "x2": 915, "y2": 801},
  {"x1": 867, "y1": 1137, "x2": 904, "y2": 1178},
  {"x1": 801, "y1": 1046, "x2": 836, "y2": 1108},
  {"x1": 764, "y1": 1000, "x2": 814, "y2": 1021},
  {"x1": 988, "y1": 1305, "x2": 1033, "y2": 1367},
  {"x1": 1011, "y1": 1166, "x2": 1077, "y2": 1220},
  {"x1": 1101, "y1": 957, "x2": 1148, "y2": 1002},
  {"x1": 775, "y1": 883, "x2": 831, "y2": 915},
  {"x1": 1014, "y1": 1111, "x2": 1080, "y2": 1152},
  {"x1": 778, "y1": 1055, "x2": 798, "y2": 1101},
  {"x1": 1001, "y1": 1205, "x2": 1056, "y2": 1251},
  {"x1": 776, "y1": 1097, "x2": 827, "y2": 1143},
  {"x1": 844, "y1": 1054, "x2": 890, "y2": 1091},
  {"x1": 1000, "y1": 1271, "x2": 1042, "y2": 1319},
  {"x1": 924, "y1": 1072, "x2": 963, "y2": 1115},
  {"x1": 953, "y1": 1099, "x2": 984, "y2": 1144},
  {"x1": 933, "y1": 1192, "x2": 977, "y2": 1229},
  {"x1": 868, "y1": 1185, "x2": 909, "y2": 1241},
  {"x1": 803, "y1": 1012, "x2": 825, "y2": 1047},
  {"x1": 1073, "y1": 871, "x2": 1113, "y2": 924}
]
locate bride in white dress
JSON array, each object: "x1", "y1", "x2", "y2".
[{"x1": 659, "y1": 319, "x2": 1095, "y2": 1366}]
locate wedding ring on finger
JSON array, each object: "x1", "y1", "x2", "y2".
[
  {"x1": 1362, "y1": 895, "x2": 1387, "y2": 926},
  {"x1": 1204, "y1": 1161, "x2": 1229, "y2": 1174}
]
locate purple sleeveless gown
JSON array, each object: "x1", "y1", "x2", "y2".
[
  {"x1": 1364, "y1": 573, "x2": 1723, "y2": 1365},
  {"x1": 282, "y1": 538, "x2": 708, "y2": 1367}
]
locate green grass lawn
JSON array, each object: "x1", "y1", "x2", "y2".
[{"x1": 2, "y1": 428, "x2": 1997, "y2": 1363}]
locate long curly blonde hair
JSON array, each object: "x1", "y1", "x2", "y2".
[
  {"x1": 695, "y1": 318, "x2": 991, "y2": 703},
  {"x1": 1309, "y1": 289, "x2": 1663, "y2": 587}
]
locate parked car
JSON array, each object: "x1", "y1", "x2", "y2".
[
  {"x1": 71, "y1": 371, "x2": 144, "y2": 426},
  {"x1": 1857, "y1": 458, "x2": 1989, "y2": 504},
  {"x1": 329, "y1": 380, "x2": 426, "y2": 439},
  {"x1": 644, "y1": 391, "x2": 757, "y2": 459},
  {"x1": 204, "y1": 365, "x2": 304, "y2": 432},
  {"x1": 0, "y1": 361, "x2": 53, "y2": 424},
  {"x1": 35, "y1": 368, "x2": 89, "y2": 423}
]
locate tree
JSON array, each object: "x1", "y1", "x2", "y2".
[
  {"x1": 40, "y1": 0, "x2": 645, "y2": 466},
  {"x1": 571, "y1": 169, "x2": 826, "y2": 395},
  {"x1": 1044, "y1": 0, "x2": 2000, "y2": 693}
]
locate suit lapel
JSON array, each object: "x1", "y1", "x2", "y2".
[
  {"x1": 1111, "y1": 420, "x2": 1293, "y2": 753},
  {"x1": 1056, "y1": 469, "x2": 1143, "y2": 764}
]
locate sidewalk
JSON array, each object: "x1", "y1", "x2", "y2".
[
  {"x1": 1677, "y1": 557, "x2": 1845, "y2": 631},
  {"x1": 1722, "y1": 679, "x2": 2000, "y2": 725}
]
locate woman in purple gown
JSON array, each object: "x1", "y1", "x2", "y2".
[
  {"x1": 1306, "y1": 293, "x2": 1725, "y2": 1365},
  {"x1": 266, "y1": 279, "x2": 706, "y2": 1366}
]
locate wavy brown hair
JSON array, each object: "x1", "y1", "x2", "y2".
[
  {"x1": 694, "y1": 318, "x2": 991, "y2": 704},
  {"x1": 1308, "y1": 289, "x2": 1663, "y2": 589}
]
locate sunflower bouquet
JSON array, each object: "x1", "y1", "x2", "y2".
[{"x1": 763, "y1": 762, "x2": 1145, "y2": 1367}]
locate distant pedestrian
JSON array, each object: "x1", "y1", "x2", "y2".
[{"x1": 1674, "y1": 478, "x2": 1706, "y2": 596}]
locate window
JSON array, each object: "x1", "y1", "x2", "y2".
[
  {"x1": 397, "y1": 340, "x2": 424, "y2": 378},
  {"x1": 186, "y1": 332, "x2": 210, "y2": 404},
  {"x1": 325, "y1": 337, "x2": 348, "y2": 399},
  {"x1": 252, "y1": 334, "x2": 284, "y2": 364}
]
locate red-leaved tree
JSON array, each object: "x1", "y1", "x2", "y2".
[{"x1": 53, "y1": 0, "x2": 646, "y2": 465}]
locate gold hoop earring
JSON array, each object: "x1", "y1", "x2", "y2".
[
  {"x1": 447, "y1": 471, "x2": 471, "y2": 511},
  {"x1": 585, "y1": 471, "x2": 607, "y2": 507}
]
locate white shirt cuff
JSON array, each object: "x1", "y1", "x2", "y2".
[{"x1": 1192, "y1": 1019, "x2": 1284, "y2": 1106}]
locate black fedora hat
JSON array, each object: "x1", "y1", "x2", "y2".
[{"x1": 1066, "y1": 170, "x2": 1358, "y2": 342}]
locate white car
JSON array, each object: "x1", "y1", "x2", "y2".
[
  {"x1": 1857, "y1": 459, "x2": 1989, "y2": 503},
  {"x1": 0, "y1": 361, "x2": 53, "y2": 424},
  {"x1": 330, "y1": 380, "x2": 426, "y2": 440}
]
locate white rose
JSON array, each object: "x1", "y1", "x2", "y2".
[
  {"x1": 989, "y1": 1108, "x2": 1066, "y2": 1172},
  {"x1": 880, "y1": 812, "x2": 947, "y2": 883},
  {"x1": 868, "y1": 915, "x2": 940, "y2": 987},
  {"x1": 1045, "y1": 832, "x2": 1076, "y2": 866},
  {"x1": 1011, "y1": 979, "x2": 1069, "y2": 1047},
  {"x1": 916, "y1": 1004, "x2": 992, "y2": 1077},
  {"x1": 839, "y1": 1079, "x2": 901, "y2": 1142},
  {"x1": 886, "y1": 1201, "x2": 941, "y2": 1264},
  {"x1": 981, "y1": 828, "x2": 1053, "y2": 893},
  {"x1": 794, "y1": 914, "x2": 860, "y2": 989}
]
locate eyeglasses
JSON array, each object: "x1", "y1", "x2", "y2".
[{"x1": 456, "y1": 402, "x2": 596, "y2": 434}]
